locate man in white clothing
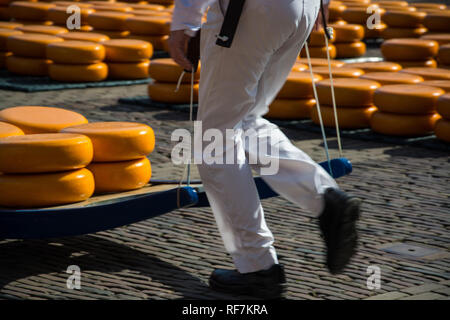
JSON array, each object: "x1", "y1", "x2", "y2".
[{"x1": 168, "y1": 0, "x2": 360, "y2": 298}]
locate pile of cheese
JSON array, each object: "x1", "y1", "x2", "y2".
[{"x1": 0, "y1": 106, "x2": 155, "y2": 208}]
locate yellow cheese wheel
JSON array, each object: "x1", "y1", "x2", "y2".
[
  {"x1": 308, "y1": 29, "x2": 335, "y2": 46},
  {"x1": 107, "y1": 60, "x2": 150, "y2": 80},
  {"x1": 148, "y1": 58, "x2": 200, "y2": 83},
  {"x1": 344, "y1": 61, "x2": 402, "y2": 73},
  {"x1": 392, "y1": 59, "x2": 437, "y2": 69},
  {"x1": 421, "y1": 34, "x2": 450, "y2": 46},
  {"x1": 360, "y1": 72, "x2": 423, "y2": 85},
  {"x1": 53, "y1": 1, "x2": 93, "y2": 8},
  {"x1": 265, "y1": 99, "x2": 315, "y2": 120},
  {"x1": 48, "y1": 7, "x2": 94, "y2": 26},
  {"x1": 297, "y1": 58, "x2": 344, "y2": 68},
  {"x1": 329, "y1": 3, "x2": 346, "y2": 21},
  {"x1": 335, "y1": 41, "x2": 366, "y2": 58},
  {"x1": 291, "y1": 61, "x2": 308, "y2": 72},
  {"x1": 374, "y1": 84, "x2": 444, "y2": 114},
  {"x1": 277, "y1": 72, "x2": 322, "y2": 99},
  {"x1": 0, "y1": 121, "x2": 24, "y2": 138},
  {"x1": 316, "y1": 78, "x2": 381, "y2": 107},
  {"x1": 301, "y1": 44, "x2": 336, "y2": 59},
  {"x1": 373, "y1": 1, "x2": 408, "y2": 7},
  {"x1": 127, "y1": 34, "x2": 168, "y2": 51},
  {"x1": 0, "y1": 168, "x2": 94, "y2": 208},
  {"x1": 59, "y1": 31, "x2": 110, "y2": 42},
  {"x1": 0, "y1": 51, "x2": 10, "y2": 69},
  {"x1": 400, "y1": 67, "x2": 450, "y2": 81},
  {"x1": 382, "y1": 11, "x2": 425, "y2": 27},
  {"x1": 87, "y1": 157, "x2": 151, "y2": 193},
  {"x1": 370, "y1": 111, "x2": 440, "y2": 136},
  {"x1": 438, "y1": 44, "x2": 450, "y2": 66},
  {"x1": 61, "y1": 122, "x2": 155, "y2": 162},
  {"x1": 342, "y1": 6, "x2": 384, "y2": 24},
  {"x1": 434, "y1": 119, "x2": 450, "y2": 143},
  {"x1": 6, "y1": 54, "x2": 52, "y2": 76},
  {"x1": 9, "y1": 2, "x2": 55, "y2": 22},
  {"x1": 92, "y1": 29, "x2": 130, "y2": 39},
  {"x1": 364, "y1": 23, "x2": 387, "y2": 39},
  {"x1": 131, "y1": 9, "x2": 172, "y2": 17},
  {"x1": 0, "y1": 106, "x2": 88, "y2": 134},
  {"x1": 436, "y1": 93, "x2": 450, "y2": 120},
  {"x1": 103, "y1": 39, "x2": 152, "y2": 62},
  {"x1": 381, "y1": 27, "x2": 427, "y2": 39},
  {"x1": 310, "y1": 66, "x2": 364, "y2": 79},
  {"x1": 12, "y1": 20, "x2": 54, "y2": 26},
  {"x1": 423, "y1": 12, "x2": 450, "y2": 32},
  {"x1": 0, "y1": 22, "x2": 23, "y2": 30},
  {"x1": 148, "y1": 82, "x2": 199, "y2": 104},
  {"x1": 15, "y1": 25, "x2": 68, "y2": 36},
  {"x1": 0, "y1": 28, "x2": 23, "y2": 52},
  {"x1": 7, "y1": 33, "x2": 63, "y2": 58},
  {"x1": 0, "y1": 133, "x2": 93, "y2": 173},
  {"x1": 46, "y1": 41, "x2": 105, "y2": 64},
  {"x1": 129, "y1": 3, "x2": 165, "y2": 11},
  {"x1": 419, "y1": 80, "x2": 450, "y2": 93},
  {"x1": 49, "y1": 62, "x2": 108, "y2": 82},
  {"x1": 87, "y1": 12, "x2": 134, "y2": 31},
  {"x1": 92, "y1": 5, "x2": 133, "y2": 13},
  {"x1": 329, "y1": 24, "x2": 364, "y2": 42},
  {"x1": 125, "y1": 16, "x2": 171, "y2": 36},
  {"x1": 329, "y1": 19, "x2": 348, "y2": 26},
  {"x1": 311, "y1": 105, "x2": 377, "y2": 129},
  {"x1": 381, "y1": 38, "x2": 439, "y2": 61}
]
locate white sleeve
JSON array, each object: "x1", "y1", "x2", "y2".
[{"x1": 171, "y1": 0, "x2": 215, "y2": 33}]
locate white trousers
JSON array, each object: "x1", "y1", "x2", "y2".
[{"x1": 196, "y1": 0, "x2": 338, "y2": 273}]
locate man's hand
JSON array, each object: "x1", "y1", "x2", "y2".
[
  {"x1": 313, "y1": 3, "x2": 329, "y2": 31},
  {"x1": 168, "y1": 30, "x2": 193, "y2": 71}
]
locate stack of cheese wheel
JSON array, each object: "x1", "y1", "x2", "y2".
[
  {"x1": 342, "y1": 3, "x2": 386, "y2": 39},
  {"x1": 6, "y1": 33, "x2": 63, "y2": 75},
  {"x1": 423, "y1": 11, "x2": 450, "y2": 35},
  {"x1": 418, "y1": 80, "x2": 450, "y2": 93},
  {"x1": 329, "y1": 23, "x2": 366, "y2": 58},
  {"x1": 360, "y1": 71, "x2": 423, "y2": 85},
  {"x1": 302, "y1": 28, "x2": 336, "y2": 59},
  {"x1": 102, "y1": 39, "x2": 152, "y2": 79},
  {"x1": 435, "y1": 93, "x2": 450, "y2": 143},
  {"x1": 87, "y1": 8, "x2": 133, "y2": 39},
  {"x1": 399, "y1": 67, "x2": 450, "y2": 81},
  {"x1": 313, "y1": 78, "x2": 380, "y2": 128},
  {"x1": 46, "y1": 40, "x2": 108, "y2": 82},
  {"x1": 381, "y1": 38, "x2": 439, "y2": 68},
  {"x1": 62, "y1": 122, "x2": 155, "y2": 194},
  {"x1": 48, "y1": 2, "x2": 95, "y2": 33},
  {"x1": 0, "y1": 26, "x2": 21, "y2": 69},
  {"x1": 437, "y1": 44, "x2": 450, "y2": 69},
  {"x1": 344, "y1": 61, "x2": 402, "y2": 73},
  {"x1": 148, "y1": 58, "x2": 200, "y2": 104},
  {"x1": 9, "y1": 1, "x2": 56, "y2": 26},
  {"x1": 381, "y1": 8, "x2": 427, "y2": 39},
  {"x1": 266, "y1": 71, "x2": 321, "y2": 120},
  {"x1": 328, "y1": 1, "x2": 347, "y2": 25},
  {"x1": 371, "y1": 84, "x2": 443, "y2": 136}
]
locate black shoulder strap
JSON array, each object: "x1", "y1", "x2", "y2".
[{"x1": 216, "y1": 0, "x2": 246, "y2": 48}]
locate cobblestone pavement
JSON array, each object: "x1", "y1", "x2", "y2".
[{"x1": 0, "y1": 84, "x2": 448, "y2": 300}]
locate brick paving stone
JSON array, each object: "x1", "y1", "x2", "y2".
[
  {"x1": 400, "y1": 292, "x2": 446, "y2": 300},
  {"x1": 401, "y1": 283, "x2": 446, "y2": 295},
  {"x1": 364, "y1": 292, "x2": 409, "y2": 300}
]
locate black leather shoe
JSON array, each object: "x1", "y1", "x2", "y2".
[
  {"x1": 209, "y1": 264, "x2": 286, "y2": 299},
  {"x1": 319, "y1": 188, "x2": 361, "y2": 274}
]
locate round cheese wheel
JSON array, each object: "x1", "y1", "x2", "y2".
[
  {"x1": 370, "y1": 111, "x2": 440, "y2": 136},
  {"x1": 53, "y1": 1, "x2": 93, "y2": 9},
  {"x1": 49, "y1": 62, "x2": 108, "y2": 82},
  {"x1": 15, "y1": 25, "x2": 68, "y2": 36},
  {"x1": 265, "y1": 99, "x2": 315, "y2": 120},
  {"x1": 342, "y1": 6, "x2": 384, "y2": 24},
  {"x1": 329, "y1": 3, "x2": 346, "y2": 21},
  {"x1": 297, "y1": 58, "x2": 344, "y2": 68},
  {"x1": 46, "y1": 41, "x2": 105, "y2": 64},
  {"x1": 126, "y1": 34, "x2": 168, "y2": 51},
  {"x1": 421, "y1": 34, "x2": 450, "y2": 46},
  {"x1": 87, "y1": 12, "x2": 134, "y2": 31},
  {"x1": 392, "y1": 59, "x2": 437, "y2": 69},
  {"x1": 438, "y1": 44, "x2": 450, "y2": 66},
  {"x1": 436, "y1": 93, "x2": 450, "y2": 120},
  {"x1": 0, "y1": 28, "x2": 22, "y2": 52},
  {"x1": 59, "y1": 31, "x2": 110, "y2": 42},
  {"x1": 92, "y1": 29, "x2": 130, "y2": 39},
  {"x1": 311, "y1": 105, "x2": 377, "y2": 129},
  {"x1": 12, "y1": 20, "x2": 54, "y2": 26},
  {"x1": 0, "y1": 51, "x2": 10, "y2": 69},
  {"x1": 61, "y1": 122, "x2": 155, "y2": 162},
  {"x1": 0, "y1": 22, "x2": 23, "y2": 30},
  {"x1": 419, "y1": 80, "x2": 450, "y2": 93},
  {"x1": 73, "y1": 25, "x2": 94, "y2": 32},
  {"x1": 291, "y1": 61, "x2": 308, "y2": 72},
  {"x1": 125, "y1": 16, "x2": 171, "y2": 36},
  {"x1": 0, "y1": 121, "x2": 24, "y2": 138},
  {"x1": 329, "y1": 24, "x2": 364, "y2": 42},
  {"x1": 48, "y1": 7, "x2": 94, "y2": 26},
  {"x1": 434, "y1": 119, "x2": 450, "y2": 143},
  {"x1": 308, "y1": 29, "x2": 335, "y2": 46},
  {"x1": 316, "y1": 78, "x2": 381, "y2": 107},
  {"x1": 329, "y1": 19, "x2": 348, "y2": 26},
  {"x1": 0, "y1": 106, "x2": 88, "y2": 134},
  {"x1": 381, "y1": 27, "x2": 427, "y2": 39},
  {"x1": 0, "y1": 133, "x2": 93, "y2": 173},
  {"x1": 360, "y1": 72, "x2": 423, "y2": 85},
  {"x1": 6, "y1": 55, "x2": 51, "y2": 76},
  {"x1": 374, "y1": 84, "x2": 444, "y2": 114},
  {"x1": 87, "y1": 157, "x2": 151, "y2": 193},
  {"x1": 277, "y1": 72, "x2": 322, "y2": 99},
  {"x1": 0, "y1": 168, "x2": 94, "y2": 208},
  {"x1": 423, "y1": 12, "x2": 450, "y2": 32},
  {"x1": 382, "y1": 11, "x2": 425, "y2": 27},
  {"x1": 103, "y1": 39, "x2": 152, "y2": 62},
  {"x1": 9, "y1": 2, "x2": 55, "y2": 22},
  {"x1": 412, "y1": 3, "x2": 446, "y2": 10},
  {"x1": 364, "y1": 23, "x2": 387, "y2": 39},
  {"x1": 148, "y1": 58, "x2": 200, "y2": 83},
  {"x1": 381, "y1": 38, "x2": 439, "y2": 61},
  {"x1": 373, "y1": 1, "x2": 408, "y2": 7},
  {"x1": 131, "y1": 9, "x2": 172, "y2": 17},
  {"x1": 400, "y1": 67, "x2": 450, "y2": 81},
  {"x1": 335, "y1": 41, "x2": 366, "y2": 58},
  {"x1": 310, "y1": 66, "x2": 364, "y2": 79},
  {"x1": 148, "y1": 82, "x2": 199, "y2": 104},
  {"x1": 92, "y1": 5, "x2": 133, "y2": 13},
  {"x1": 129, "y1": 3, "x2": 165, "y2": 11},
  {"x1": 344, "y1": 61, "x2": 402, "y2": 73},
  {"x1": 7, "y1": 33, "x2": 63, "y2": 58},
  {"x1": 107, "y1": 60, "x2": 150, "y2": 80},
  {"x1": 301, "y1": 44, "x2": 336, "y2": 59}
]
